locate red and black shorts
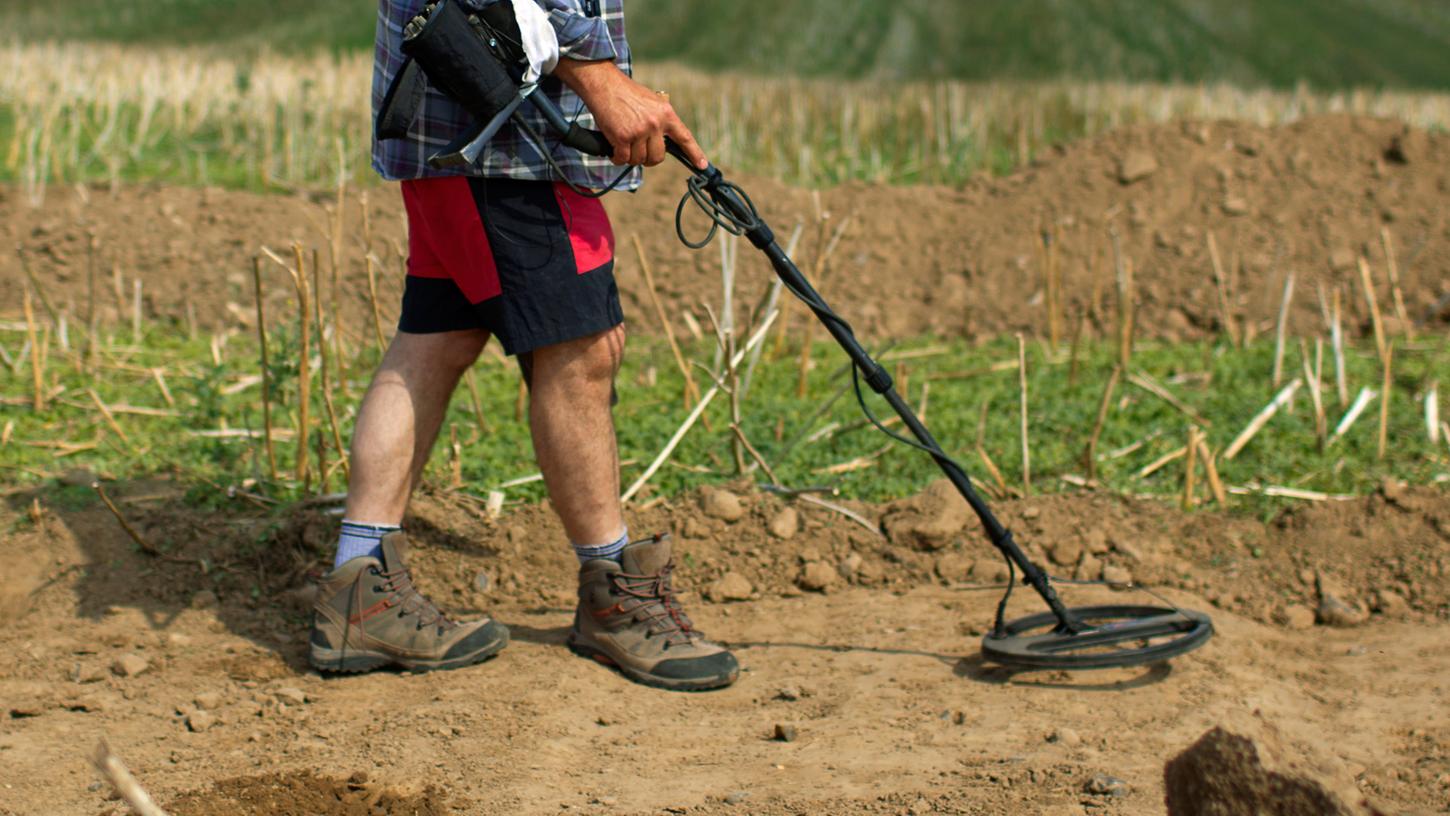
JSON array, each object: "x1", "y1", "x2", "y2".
[{"x1": 398, "y1": 175, "x2": 622, "y2": 356}]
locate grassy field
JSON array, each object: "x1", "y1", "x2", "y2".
[
  {"x1": 3, "y1": 303, "x2": 1446, "y2": 518},
  {"x1": 6, "y1": 41, "x2": 1450, "y2": 198},
  {"x1": 7, "y1": 0, "x2": 1450, "y2": 89}
]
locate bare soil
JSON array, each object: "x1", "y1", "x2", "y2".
[
  {"x1": 3, "y1": 115, "x2": 1448, "y2": 344},
  {"x1": 4, "y1": 114, "x2": 1450, "y2": 814},
  {"x1": 2, "y1": 480, "x2": 1447, "y2": 815}
]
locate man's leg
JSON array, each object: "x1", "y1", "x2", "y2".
[
  {"x1": 529, "y1": 324, "x2": 739, "y2": 690},
  {"x1": 526, "y1": 325, "x2": 627, "y2": 548},
  {"x1": 344, "y1": 328, "x2": 491, "y2": 526},
  {"x1": 310, "y1": 327, "x2": 509, "y2": 674}
]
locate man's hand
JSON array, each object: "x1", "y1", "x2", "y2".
[{"x1": 552, "y1": 58, "x2": 708, "y2": 170}]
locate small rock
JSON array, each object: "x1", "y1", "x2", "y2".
[
  {"x1": 773, "y1": 723, "x2": 798, "y2": 742},
  {"x1": 971, "y1": 559, "x2": 1009, "y2": 583},
  {"x1": 166, "y1": 633, "x2": 193, "y2": 648},
  {"x1": 1221, "y1": 196, "x2": 1249, "y2": 216},
  {"x1": 1118, "y1": 150, "x2": 1159, "y2": 184},
  {"x1": 1315, "y1": 572, "x2": 1367, "y2": 627},
  {"x1": 775, "y1": 686, "x2": 802, "y2": 702},
  {"x1": 186, "y1": 710, "x2": 217, "y2": 732},
  {"x1": 768, "y1": 507, "x2": 799, "y2": 539},
  {"x1": 75, "y1": 663, "x2": 108, "y2": 684},
  {"x1": 194, "y1": 692, "x2": 224, "y2": 710},
  {"x1": 724, "y1": 791, "x2": 750, "y2": 805},
  {"x1": 934, "y1": 552, "x2": 975, "y2": 583},
  {"x1": 272, "y1": 687, "x2": 308, "y2": 706},
  {"x1": 908, "y1": 798, "x2": 932, "y2": 815},
  {"x1": 1113, "y1": 539, "x2": 1146, "y2": 562},
  {"x1": 1379, "y1": 478, "x2": 1407, "y2": 502},
  {"x1": 1049, "y1": 728, "x2": 1082, "y2": 748},
  {"x1": 854, "y1": 558, "x2": 885, "y2": 583},
  {"x1": 1084, "y1": 773, "x2": 1131, "y2": 797},
  {"x1": 1082, "y1": 529, "x2": 1109, "y2": 555},
  {"x1": 1076, "y1": 553, "x2": 1103, "y2": 582},
  {"x1": 1101, "y1": 565, "x2": 1133, "y2": 586},
  {"x1": 838, "y1": 552, "x2": 864, "y2": 580},
  {"x1": 1278, "y1": 604, "x2": 1316, "y2": 631},
  {"x1": 1372, "y1": 589, "x2": 1409, "y2": 619},
  {"x1": 1317, "y1": 594, "x2": 1368, "y2": 628},
  {"x1": 706, "y1": 572, "x2": 754, "y2": 603},
  {"x1": 1048, "y1": 539, "x2": 1082, "y2": 567},
  {"x1": 680, "y1": 516, "x2": 708, "y2": 539},
  {"x1": 111, "y1": 654, "x2": 150, "y2": 678},
  {"x1": 702, "y1": 489, "x2": 745, "y2": 523},
  {"x1": 797, "y1": 562, "x2": 838, "y2": 592},
  {"x1": 191, "y1": 590, "x2": 219, "y2": 610}
]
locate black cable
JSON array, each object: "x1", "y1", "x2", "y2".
[{"x1": 513, "y1": 115, "x2": 635, "y2": 199}]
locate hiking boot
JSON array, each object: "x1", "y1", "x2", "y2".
[
  {"x1": 310, "y1": 533, "x2": 508, "y2": 673},
  {"x1": 568, "y1": 534, "x2": 739, "y2": 691}
]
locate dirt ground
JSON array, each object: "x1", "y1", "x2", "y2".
[
  {"x1": 2, "y1": 480, "x2": 1447, "y2": 815},
  {"x1": 3, "y1": 113, "x2": 1450, "y2": 814},
  {"x1": 3, "y1": 115, "x2": 1448, "y2": 345}
]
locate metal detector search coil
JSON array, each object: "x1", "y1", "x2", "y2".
[{"x1": 376, "y1": 0, "x2": 1215, "y2": 672}]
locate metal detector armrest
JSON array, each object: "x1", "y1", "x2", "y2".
[{"x1": 427, "y1": 95, "x2": 525, "y2": 170}]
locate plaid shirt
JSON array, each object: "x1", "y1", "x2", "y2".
[{"x1": 371, "y1": 0, "x2": 641, "y2": 191}]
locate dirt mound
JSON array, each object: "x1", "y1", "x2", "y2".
[
  {"x1": 1164, "y1": 727, "x2": 1370, "y2": 816},
  {"x1": 4, "y1": 115, "x2": 1447, "y2": 343},
  {"x1": 162, "y1": 771, "x2": 449, "y2": 816},
  {"x1": 4, "y1": 479, "x2": 1450, "y2": 815}
]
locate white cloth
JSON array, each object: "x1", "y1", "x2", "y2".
[{"x1": 513, "y1": 0, "x2": 560, "y2": 85}]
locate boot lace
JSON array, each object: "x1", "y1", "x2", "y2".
[
  {"x1": 611, "y1": 563, "x2": 701, "y2": 647},
  {"x1": 376, "y1": 566, "x2": 455, "y2": 630}
]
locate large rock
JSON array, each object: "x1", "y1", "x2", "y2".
[
  {"x1": 1164, "y1": 728, "x2": 1364, "y2": 816},
  {"x1": 882, "y1": 479, "x2": 969, "y2": 551}
]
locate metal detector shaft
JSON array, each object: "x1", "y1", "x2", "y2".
[
  {"x1": 740, "y1": 197, "x2": 1081, "y2": 636},
  {"x1": 524, "y1": 92, "x2": 1081, "y2": 635}
]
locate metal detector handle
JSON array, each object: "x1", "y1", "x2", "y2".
[
  {"x1": 560, "y1": 125, "x2": 713, "y2": 177},
  {"x1": 524, "y1": 91, "x2": 715, "y2": 173}
]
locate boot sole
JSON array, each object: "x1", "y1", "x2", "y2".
[
  {"x1": 310, "y1": 629, "x2": 509, "y2": 675},
  {"x1": 566, "y1": 638, "x2": 739, "y2": 691}
]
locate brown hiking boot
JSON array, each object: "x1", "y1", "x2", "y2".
[
  {"x1": 309, "y1": 533, "x2": 508, "y2": 673},
  {"x1": 568, "y1": 534, "x2": 739, "y2": 691}
]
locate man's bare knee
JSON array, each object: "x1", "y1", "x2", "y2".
[
  {"x1": 385, "y1": 329, "x2": 489, "y2": 374},
  {"x1": 536, "y1": 326, "x2": 625, "y2": 385}
]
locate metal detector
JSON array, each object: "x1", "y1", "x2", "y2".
[{"x1": 381, "y1": 0, "x2": 1214, "y2": 672}]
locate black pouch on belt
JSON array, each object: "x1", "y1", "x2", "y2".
[{"x1": 376, "y1": 0, "x2": 526, "y2": 142}]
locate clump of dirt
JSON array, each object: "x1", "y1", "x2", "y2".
[
  {"x1": 4, "y1": 115, "x2": 1447, "y2": 344},
  {"x1": 1164, "y1": 727, "x2": 1366, "y2": 816},
  {"x1": 161, "y1": 770, "x2": 449, "y2": 816}
]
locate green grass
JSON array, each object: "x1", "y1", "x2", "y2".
[
  {"x1": 7, "y1": 0, "x2": 1450, "y2": 89},
  {"x1": 2, "y1": 316, "x2": 1445, "y2": 517}
]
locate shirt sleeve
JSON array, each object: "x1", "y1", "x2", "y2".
[{"x1": 535, "y1": 0, "x2": 618, "y2": 62}]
